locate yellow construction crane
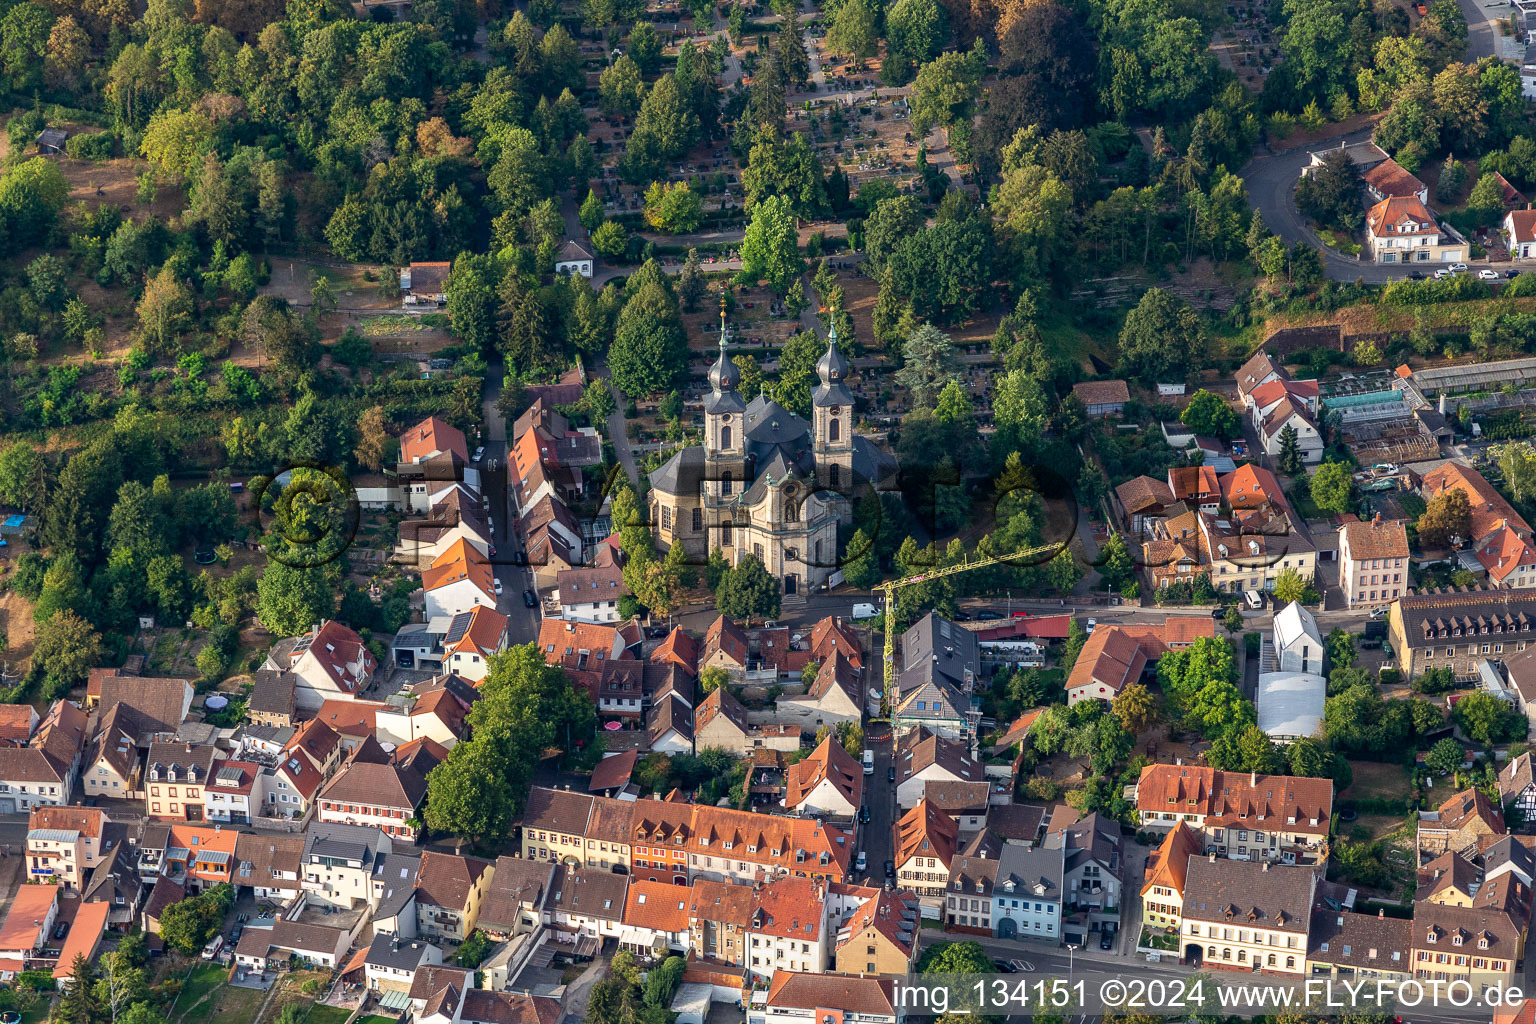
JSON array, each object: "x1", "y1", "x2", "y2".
[{"x1": 877, "y1": 541, "x2": 1063, "y2": 728}]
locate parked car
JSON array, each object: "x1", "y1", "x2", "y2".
[
  {"x1": 1434, "y1": 269, "x2": 1453, "y2": 279},
  {"x1": 1479, "y1": 269, "x2": 1499, "y2": 280},
  {"x1": 855, "y1": 851, "x2": 867, "y2": 873},
  {"x1": 1408, "y1": 270, "x2": 1426, "y2": 280},
  {"x1": 859, "y1": 805, "x2": 871, "y2": 824},
  {"x1": 493, "y1": 578, "x2": 504, "y2": 596},
  {"x1": 994, "y1": 960, "x2": 1019, "y2": 974},
  {"x1": 1100, "y1": 931, "x2": 1115, "y2": 950},
  {"x1": 523, "y1": 589, "x2": 537, "y2": 608},
  {"x1": 976, "y1": 610, "x2": 1004, "y2": 620},
  {"x1": 887, "y1": 766, "x2": 896, "y2": 782},
  {"x1": 1086, "y1": 618, "x2": 1097, "y2": 633},
  {"x1": 884, "y1": 859, "x2": 896, "y2": 877},
  {"x1": 1450, "y1": 263, "x2": 1469, "y2": 273},
  {"x1": 472, "y1": 446, "x2": 485, "y2": 462},
  {"x1": 1508, "y1": 269, "x2": 1524, "y2": 278}
]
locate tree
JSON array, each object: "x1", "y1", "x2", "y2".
[
  {"x1": 599, "y1": 55, "x2": 644, "y2": 119},
  {"x1": 644, "y1": 181, "x2": 704, "y2": 233},
  {"x1": 1419, "y1": 488, "x2": 1472, "y2": 548},
  {"x1": 626, "y1": 74, "x2": 700, "y2": 180},
  {"x1": 425, "y1": 645, "x2": 596, "y2": 845},
  {"x1": 1272, "y1": 567, "x2": 1309, "y2": 605},
  {"x1": 1310, "y1": 461, "x2": 1353, "y2": 516},
  {"x1": 136, "y1": 266, "x2": 193, "y2": 354},
  {"x1": 1296, "y1": 148, "x2": 1363, "y2": 230},
  {"x1": 609, "y1": 278, "x2": 687, "y2": 398},
  {"x1": 893, "y1": 323, "x2": 960, "y2": 409},
  {"x1": 909, "y1": 45, "x2": 986, "y2": 138},
  {"x1": 139, "y1": 107, "x2": 215, "y2": 182},
  {"x1": 1426, "y1": 736, "x2": 1464, "y2": 775},
  {"x1": 716, "y1": 554, "x2": 781, "y2": 621},
  {"x1": 827, "y1": 0, "x2": 878, "y2": 59},
  {"x1": 158, "y1": 883, "x2": 234, "y2": 954},
  {"x1": 1468, "y1": 172, "x2": 1505, "y2": 225},
  {"x1": 256, "y1": 562, "x2": 334, "y2": 636},
  {"x1": 0, "y1": 441, "x2": 42, "y2": 510},
  {"x1": 678, "y1": 249, "x2": 706, "y2": 311},
  {"x1": 738, "y1": 195, "x2": 803, "y2": 294},
  {"x1": 579, "y1": 189, "x2": 606, "y2": 232},
  {"x1": 33, "y1": 609, "x2": 100, "y2": 697},
  {"x1": 1111, "y1": 682, "x2": 1159, "y2": 734},
  {"x1": 699, "y1": 665, "x2": 729, "y2": 694},
  {"x1": 1180, "y1": 390, "x2": 1239, "y2": 439},
  {"x1": 1117, "y1": 288, "x2": 1203, "y2": 383},
  {"x1": 1455, "y1": 689, "x2": 1526, "y2": 745},
  {"x1": 1277, "y1": 425, "x2": 1303, "y2": 475},
  {"x1": 354, "y1": 406, "x2": 389, "y2": 471},
  {"x1": 844, "y1": 527, "x2": 882, "y2": 589},
  {"x1": 916, "y1": 940, "x2": 993, "y2": 974}
]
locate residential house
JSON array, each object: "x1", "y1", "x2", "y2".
[
  {"x1": 233, "y1": 833, "x2": 305, "y2": 901},
  {"x1": 95, "y1": 675, "x2": 193, "y2": 732},
  {"x1": 831, "y1": 887, "x2": 919, "y2": 975},
  {"x1": 784, "y1": 736, "x2": 862, "y2": 820},
  {"x1": 1418, "y1": 788, "x2": 1506, "y2": 857},
  {"x1": 161, "y1": 824, "x2": 239, "y2": 892},
  {"x1": 317, "y1": 742, "x2": 436, "y2": 840},
  {"x1": 302, "y1": 823, "x2": 393, "y2": 909},
  {"x1": 545, "y1": 865, "x2": 628, "y2": 942},
  {"x1": 0, "y1": 700, "x2": 87, "y2": 813},
  {"x1": 1133, "y1": 765, "x2": 1334, "y2": 864},
  {"x1": 1236, "y1": 351, "x2": 1289, "y2": 411},
  {"x1": 1257, "y1": 398, "x2": 1323, "y2": 465},
  {"x1": 1142, "y1": 821, "x2": 1201, "y2": 933},
  {"x1": 687, "y1": 878, "x2": 755, "y2": 966},
  {"x1": 555, "y1": 239, "x2": 595, "y2": 277},
  {"x1": 758, "y1": 972, "x2": 901, "y2": 1024},
  {"x1": 895, "y1": 728, "x2": 984, "y2": 810},
  {"x1": 370, "y1": 852, "x2": 422, "y2": 936},
  {"x1": 744, "y1": 876, "x2": 829, "y2": 980},
  {"x1": 1273, "y1": 601, "x2": 1324, "y2": 674},
  {"x1": 144, "y1": 742, "x2": 218, "y2": 820},
  {"x1": 1180, "y1": 856, "x2": 1317, "y2": 973},
  {"x1": 415, "y1": 852, "x2": 494, "y2": 942},
  {"x1": 235, "y1": 921, "x2": 350, "y2": 971},
  {"x1": 1365, "y1": 196, "x2": 1465, "y2": 264},
  {"x1": 375, "y1": 684, "x2": 478, "y2": 752},
  {"x1": 1066, "y1": 618, "x2": 1214, "y2": 705},
  {"x1": 263, "y1": 620, "x2": 378, "y2": 711},
  {"x1": 259, "y1": 746, "x2": 326, "y2": 823},
  {"x1": 1306, "y1": 140, "x2": 1389, "y2": 173},
  {"x1": 1410, "y1": 873, "x2": 1530, "y2": 985},
  {"x1": 364, "y1": 934, "x2": 444, "y2": 994},
  {"x1": 418, "y1": 985, "x2": 564, "y2": 1024},
  {"x1": 555, "y1": 564, "x2": 627, "y2": 624},
  {"x1": 0, "y1": 704, "x2": 37, "y2": 746},
  {"x1": 1388, "y1": 586, "x2": 1536, "y2": 679},
  {"x1": 26, "y1": 806, "x2": 106, "y2": 889},
  {"x1": 1499, "y1": 753, "x2": 1536, "y2": 821},
  {"x1": 247, "y1": 671, "x2": 298, "y2": 727},
  {"x1": 646, "y1": 693, "x2": 694, "y2": 756},
  {"x1": 1507, "y1": 209, "x2": 1536, "y2": 260},
  {"x1": 1072, "y1": 380, "x2": 1130, "y2": 417},
  {"x1": 423, "y1": 539, "x2": 498, "y2": 620},
  {"x1": 1306, "y1": 907, "x2": 1413, "y2": 982},
  {"x1": 651, "y1": 628, "x2": 700, "y2": 675},
  {"x1": 992, "y1": 844, "x2": 1065, "y2": 942},
  {"x1": 694, "y1": 687, "x2": 800, "y2": 755},
  {"x1": 775, "y1": 650, "x2": 869, "y2": 732},
  {"x1": 1222, "y1": 463, "x2": 1290, "y2": 514},
  {"x1": 519, "y1": 788, "x2": 594, "y2": 867},
  {"x1": 893, "y1": 799, "x2": 958, "y2": 897},
  {"x1": 701, "y1": 615, "x2": 751, "y2": 676},
  {"x1": 1339, "y1": 516, "x2": 1411, "y2": 609},
  {"x1": 283, "y1": 718, "x2": 345, "y2": 779},
  {"x1": 1047, "y1": 811, "x2": 1122, "y2": 934},
  {"x1": 401, "y1": 262, "x2": 451, "y2": 305},
  {"x1": 396, "y1": 485, "x2": 493, "y2": 564},
  {"x1": 1364, "y1": 157, "x2": 1429, "y2": 203},
  {"x1": 202, "y1": 760, "x2": 260, "y2": 824},
  {"x1": 1115, "y1": 475, "x2": 1177, "y2": 535},
  {"x1": 619, "y1": 878, "x2": 692, "y2": 956},
  {"x1": 476, "y1": 857, "x2": 553, "y2": 939},
  {"x1": 1168, "y1": 465, "x2": 1221, "y2": 514}
]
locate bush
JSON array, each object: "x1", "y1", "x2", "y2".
[
  {"x1": 65, "y1": 133, "x2": 115, "y2": 161},
  {"x1": 1378, "y1": 667, "x2": 1401, "y2": 686}
]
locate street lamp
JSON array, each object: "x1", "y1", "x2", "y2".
[{"x1": 1065, "y1": 944, "x2": 1078, "y2": 986}]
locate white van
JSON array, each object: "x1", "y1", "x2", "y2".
[
  {"x1": 201, "y1": 934, "x2": 225, "y2": 961},
  {"x1": 855, "y1": 851, "x2": 868, "y2": 873},
  {"x1": 1245, "y1": 590, "x2": 1264, "y2": 610},
  {"x1": 862, "y1": 749, "x2": 874, "y2": 775},
  {"x1": 852, "y1": 602, "x2": 879, "y2": 620}
]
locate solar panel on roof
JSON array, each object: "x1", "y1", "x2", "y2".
[{"x1": 443, "y1": 613, "x2": 472, "y2": 645}]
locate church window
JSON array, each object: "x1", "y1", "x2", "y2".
[
  {"x1": 722, "y1": 471, "x2": 732, "y2": 496},
  {"x1": 829, "y1": 417, "x2": 840, "y2": 442},
  {"x1": 754, "y1": 544, "x2": 764, "y2": 560},
  {"x1": 721, "y1": 523, "x2": 732, "y2": 545},
  {"x1": 830, "y1": 464, "x2": 840, "y2": 488},
  {"x1": 692, "y1": 509, "x2": 702, "y2": 532},
  {"x1": 721, "y1": 425, "x2": 732, "y2": 450},
  {"x1": 660, "y1": 506, "x2": 671, "y2": 532}
]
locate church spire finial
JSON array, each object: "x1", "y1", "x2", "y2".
[
  {"x1": 719, "y1": 291, "x2": 728, "y2": 353},
  {"x1": 708, "y1": 291, "x2": 739, "y2": 395}
]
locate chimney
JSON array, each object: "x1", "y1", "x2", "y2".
[
  {"x1": 1378, "y1": 908, "x2": 1385, "y2": 919},
  {"x1": 1261, "y1": 861, "x2": 1269, "y2": 872},
  {"x1": 1250, "y1": 771, "x2": 1257, "y2": 787},
  {"x1": 1209, "y1": 852, "x2": 1217, "y2": 862}
]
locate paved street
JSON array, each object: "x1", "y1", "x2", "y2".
[{"x1": 481, "y1": 362, "x2": 542, "y2": 646}]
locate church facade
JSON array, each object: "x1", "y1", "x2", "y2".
[{"x1": 648, "y1": 308, "x2": 896, "y2": 596}]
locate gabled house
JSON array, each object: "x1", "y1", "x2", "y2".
[
  {"x1": 832, "y1": 887, "x2": 920, "y2": 975},
  {"x1": 26, "y1": 806, "x2": 107, "y2": 889},
  {"x1": 263, "y1": 620, "x2": 378, "y2": 711},
  {"x1": 202, "y1": 760, "x2": 260, "y2": 824},
  {"x1": 555, "y1": 563, "x2": 627, "y2": 624},
  {"x1": 1180, "y1": 856, "x2": 1316, "y2": 974},
  {"x1": 1338, "y1": 515, "x2": 1410, "y2": 609},
  {"x1": 990, "y1": 843, "x2": 1065, "y2": 942},
  {"x1": 744, "y1": 876, "x2": 829, "y2": 979},
  {"x1": 1364, "y1": 157, "x2": 1429, "y2": 203},
  {"x1": 248, "y1": 671, "x2": 298, "y2": 727},
  {"x1": 701, "y1": 615, "x2": 751, "y2": 676},
  {"x1": 1273, "y1": 601, "x2": 1323, "y2": 675},
  {"x1": 1257, "y1": 397, "x2": 1323, "y2": 465},
  {"x1": 415, "y1": 852, "x2": 494, "y2": 942},
  {"x1": 893, "y1": 799, "x2": 958, "y2": 896},
  {"x1": 302, "y1": 823, "x2": 393, "y2": 909},
  {"x1": 1116, "y1": 475, "x2": 1177, "y2": 535},
  {"x1": 316, "y1": 741, "x2": 436, "y2": 840},
  {"x1": 235, "y1": 920, "x2": 350, "y2": 971},
  {"x1": 144, "y1": 742, "x2": 218, "y2": 820},
  {"x1": 401, "y1": 415, "x2": 468, "y2": 466},
  {"x1": 1045, "y1": 811, "x2": 1123, "y2": 933},
  {"x1": 233, "y1": 832, "x2": 305, "y2": 901},
  {"x1": 93, "y1": 675, "x2": 193, "y2": 733},
  {"x1": 476, "y1": 857, "x2": 553, "y2": 939},
  {"x1": 0, "y1": 703, "x2": 37, "y2": 746},
  {"x1": 1133, "y1": 765, "x2": 1333, "y2": 864},
  {"x1": 694, "y1": 687, "x2": 799, "y2": 754},
  {"x1": 1419, "y1": 788, "x2": 1506, "y2": 857},
  {"x1": 423, "y1": 539, "x2": 498, "y2": 620},
  {"x1": 1366, "y1": 195, "x2": 1464, "y2": 264},
  {"x1": 1507, "y1": 208, "x2": 1536, "y2": 260},
  {"x1": 0, "y1": 700, "x2": 86, "y2": 812},
  {"x1": 1236, "y1": 351, "x2": 1288, "y2": 410},
  {"x1": 1141, "y1": 820, "x2": 1201, "y2": 932},
  {"x1": 895, "y1": 728, "x2": 983, "y2": 810},
  {"x1": 364, "y1": 934, "x2": 444, "y2": 994},
  {"x1": 784, "y1": 736, "x2": 862, "y2": 819},
  {"x1": 775, "y1": 649, "x2": 869, "y2": 731},
  {"x1": 1499, "y1": 752, "x2": 1536, "y2": 820},
  {"x1": 1168, "y1": 465, "x2": 1220, "y2": 514}
]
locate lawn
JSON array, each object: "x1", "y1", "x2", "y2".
[
  {"x1": 356, "y1": 1015, "x2": 399, "y2": 1024},
  {"x1": 206, "y1": 984, "x2": 265, "y2": 1024},
  {"x1": 170, "y1": 963, "x2": 229, "y2": 1023},
  {"x1": 304, "y1": 1005, "x2": 353, "y2": 1024},
  {"x1": 1339, "y1": 761, "x2": 1414, "y2": 804}
]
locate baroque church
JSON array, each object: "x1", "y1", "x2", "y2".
[{"x1": 648, "y1": 304, "x2": 897, "y2": 595}]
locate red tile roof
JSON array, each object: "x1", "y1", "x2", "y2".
[
  {"x1": 704, "y1": 615, "x2": 749, "y2": 666},
  {"x1": 1135, "y1": 765, "x2": 1334, "y2": 836},
  {"x1": 423, "y1": 538, "x2": 495, "y2": 600},
  {"x1": 1367, "y1": 195, "x2": 1438, "y2": 237},
  {"x1": 785, "y1": 736, "x2": 863, "y2": 811},
  {"x1": 624, "y1": 879, "x2": 691, "y2": 933},
  {"x1": 401, "y1": 415, "x2": 468, "y2": 464},
  {"x1": 894, "y1": 799, "x2": 958, "y2": 870},
  {"x1": 750, "y1": 876, "x2": 825, "y2": 940}
]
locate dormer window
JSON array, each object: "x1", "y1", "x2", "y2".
[
  {"x1": 1453, "y1": 935, "x2": 1463, "y2": 946},
  {"x1": 1427, "y1": 931, "x2": 1438, "y2": 943}
]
